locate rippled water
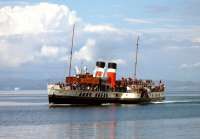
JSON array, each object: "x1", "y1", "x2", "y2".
[{"x1": 0, "y1": 90, "x2": 200, "y2": 139}]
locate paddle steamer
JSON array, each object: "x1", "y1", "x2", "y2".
[{"x1": 48, "y1": 25, "x2": 165, "y2": 105}]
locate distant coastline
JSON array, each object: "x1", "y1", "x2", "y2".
[{"x1": 0, "y1": 78, "x2": 200, "y2": 91}]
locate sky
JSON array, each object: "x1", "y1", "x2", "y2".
[{"x1": 0, "y1": 0, "x2": 200, "y2": 81}]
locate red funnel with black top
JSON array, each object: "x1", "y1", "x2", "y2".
[
  {"x1": 95, "y1": 61, "x2": 105, "y2": 77},
  {"x1": 107, "y1": 62, "x2": 117, "y2": 89}
]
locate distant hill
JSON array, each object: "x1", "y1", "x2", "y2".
[
  {"x1": 0, "y1": 77, "x2": 63, "y2": 90},
  {"x1": 165, "y1": 80, "x2": 200, "y2": 91},
  {"x1": 0, "y1": 78, "x2": 199, "y2": 91}
]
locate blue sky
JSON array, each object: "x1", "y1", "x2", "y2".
[{"x1": 0, "y1": 0, "x2": 200, "y2": 81}]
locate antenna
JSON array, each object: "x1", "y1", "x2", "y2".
[
  {"x1": 134, "y1": 36, "x2": 139, "y2": 79},
  {"x1": 68, "y1": 24, "x2": 75, "y2": 77},
  {"x1": 80, "y1": 60, "x2": 83, "y2": 74}
]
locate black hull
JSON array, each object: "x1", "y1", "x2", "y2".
[{"x1": 48, "y1": 95, "x2": 165, "y2": 105}]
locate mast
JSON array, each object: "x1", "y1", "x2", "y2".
[
  {"x1": 68, "y1": 24, "x2": 75, "y2": 77},
  {"x1": 134, "y1": 36, "x2": 139, "y2": 79}
]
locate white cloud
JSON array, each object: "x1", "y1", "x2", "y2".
[
  {"x1": 0, "y1": 2, "x2": 200, "y2": 81},
  {"x1": 165, "y1": 45, "x2": 200, "y2": 51},
  {"x1": 192, "y1": 37, "x2": 200, "y2": 43},
  {"x1": 180, "y1": 62, "x2": 200, "y2": 69},
  {"x1": 83, "y1": 24, "x2": 119, "y2": 33},
  {"x1": 0, "y1": 3, "x2": 129, "y2": 69},
  {"x1": 0, "y1": 2, "x2": 80, "y2": 67},
  {"x1": 73, "y1": 38, "x2": 128, "y2": 66},
  {"x1": 109, "y1": 59, "x2": 126, "y2": 65},
  {"x1": 0, "y1": 42, "x2": 35, "y2": 67},
  {"x1": 40, "y1": 46, "x2": 59, "y2": 57},
  {"x1": 74, "y1": 39, "x2": 96, "y2": 62},
  {"x1": 191, "y1": 45, "x2": 200, "y2": 48},
  {"x1": 180, "y1": 64, "x2": 189, "y2": 69},
  {"x1": 124, "y1": 18, "x2": 153, "y2": 24},
  {"x1": 68, "y1": 11, "x2": 80, "y2": 25},
  {"x1": 165, "y1": 46, "x2": 181, "y2": 51},
  {"x1": 0, "y1": 2, "x2": 79, "y2": 36}
]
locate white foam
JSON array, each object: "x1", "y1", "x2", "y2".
[{"x1": 151, "y1": 100, "x2": 194, "y2": 104}]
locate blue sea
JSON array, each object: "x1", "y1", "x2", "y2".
[{"x1": 0, "y1": 89, "x2": 200, "y2": 139}]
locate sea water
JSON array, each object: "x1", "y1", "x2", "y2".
[{"x1": 0, "y1": 89, "x2": 200, "y2": 139}]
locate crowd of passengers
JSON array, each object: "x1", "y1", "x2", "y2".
[{"x1": 55, "y1": 78, "x2": 164, "y2": 92}]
